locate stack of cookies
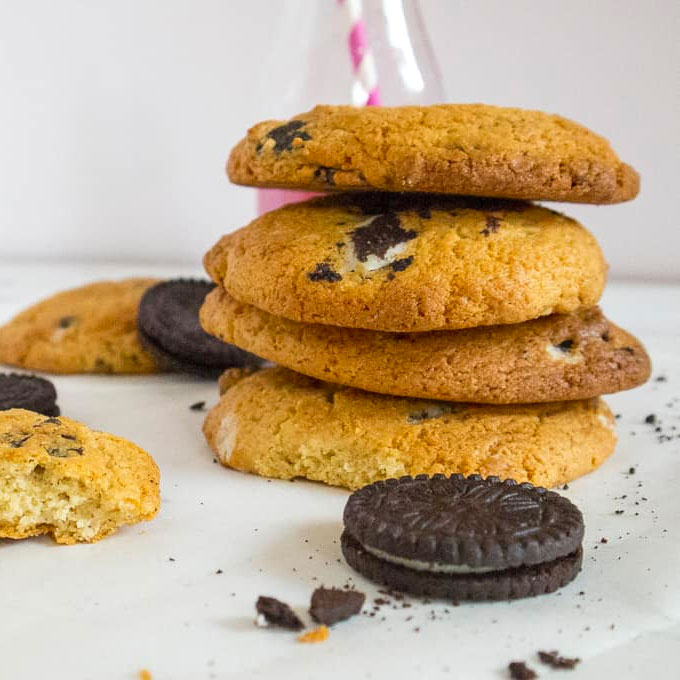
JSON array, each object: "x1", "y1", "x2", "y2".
[{"x1": 201, "y1": 104, "x2": 650, "y2": 490}]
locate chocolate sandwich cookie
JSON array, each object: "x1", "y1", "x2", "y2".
[
  {"x1": 341, "y1": 475, "x2": 584, "y2": 600},
  {"x1": 0, "y1": 373, "x2": 60, "y2": 417},
  {"x1": 0, "y1": 278, "x2": 160, "y2": 374},
  {"x1": 205, "y1": 194, "x2": 607, "y2": 333},
  {"x1": 227, "y1": 104, "x2": 639, "y2": 204},
  {"x1": 203, "y1": 366, "x2": 617, "y2": 490},
  {"x1": 201, "y1": 292, "x2": 651, "y2": 404},
  {"x1": 137, "y1": 279, "x2": 261, "y2": 377}
]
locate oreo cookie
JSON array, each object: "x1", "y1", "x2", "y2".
[
  {"x1": 0, "y1": 373, "x2": 59, "y2": 416},
  {"x1": 138, "y1": 279, "x2": 262, "y2": 377},
  {"x1": 341, "y1": 474, "x2": 584, "y2": 601}
]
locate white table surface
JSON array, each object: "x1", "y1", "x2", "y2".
[{"x1": 0, "y1": 261, "x2": 679, "y2": 680}]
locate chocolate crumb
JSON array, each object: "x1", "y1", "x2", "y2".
[
  {"x1": 508, "y1": 661, "x2": 537, "y2": 679},
  {"x1": 308, "y1": 262, "x2": 342, "y2": 283},
  {"x1": 309, "y1": 587, "x2": 365, "y2": 626},
  {"x1": 189, "y1": 401, "x2": 206, "y2": 411},
  {"x1": 644, "y1": 414, "x2": 657, "y2": 425},
  {"x1": 537, "y1": 650, "x2": 580, "y2": 670},
  {"x1": 255, "y1": 596, "x2": 304, "y2": 630},
  {"x1": 215, "y1": 569, "x2": 222, "y2": 574},
  {"x1": 600, "y1": 537, "x2": 608, "y2": 544},
  {"x1": 628, "y1": 467, "x2": 636, "y2": 475},
  {"x1": 655, "y1": 375, "x2": 667, "y2": 382}
]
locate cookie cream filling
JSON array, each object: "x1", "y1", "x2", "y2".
[{"x1": 363, "y1": 544, "x2": 499, "y2": 575}]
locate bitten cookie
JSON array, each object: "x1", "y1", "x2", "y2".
[
  {"x1": 203, "y1": 367, "x2": 617, "y2": 490},
  {"x1": 341, "y1": 475, "x2": 584, "y2": 600},
  {"x1": 205, "y1": 194, "x2": 607, "y2": 332},
  {"x1": 0, "y1": 279, "x2": 160, "y2": 374},
  {"x1": 0, "y1": 409, "x2": 160, "y2": 543},
  {"x1": 201, "y1": 291, "x2": 650, "y2": 404},
  {"x1": 227, "y1": 104, "x2": 639, "y2": 204},
  {"x1": 137, "y1": 279, "x2": 262, "y2": 377}
]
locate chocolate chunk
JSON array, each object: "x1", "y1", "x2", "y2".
[
  {"x1": 407, "y1": 405, "x2": 456, "y2": 423},
  {"x1": 508, "y1": 661, "x2": 537, "y2": 679},
  {"x1": 537, "y1": 650, "x2": 580, "y2": 669},
  {"x1": 480, "y1": 215, "x2": 502, "y2": 236},
  {"x1": 45, "y1": 444, "x2": 83, "y2": 458},
  {"x1": 351, "y1": 213, "x2": 416, "y2": 262},
  {"x1": 255, "y1": 596, "x2": 304, "y2": 630},
  {"x1": 138, "y1": 279, "x2": 262, "y2": 377},
  {"x1": 556, "y1": 339, "x2": 574, "y2": 352},
  {"x1": 308, "y1": 262, "x2": 342, "y2": 283},
  {"x1": 58, "y1": 315, "x2": 77, "y2": 329},
  {"x1": 258, "y1": 120, "x2": 311, "y2": 153},
  {"x1": 314, "y1": 167, "x2": 336, "y2": 186},
  {"x1": 38, "y1": 417, "x2": 62, "y2": 426},
  {"x1": 391, "y1": 256, "x2": 414, "y2": 272},
  {"x1": 309, "y1": 587, "x2": 365, "y2": 625},
  {"x1": 0, "y1": 373, "x2": 60, "y2": 417},
  {"x1": 10, "y1": 434, "x2": 32, "y2": 448}
]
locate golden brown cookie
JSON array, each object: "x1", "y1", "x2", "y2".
[
  {"x1": 203, "y1": 366, "x2": 617, "y2": 490},
  {"x1": 205, "y1": 194, "x2": 607, "y2": 332},
  {"x1": 0, "y1": 409, "x2": 160, "y2": 544},
  {"x1": 228, "y1": 104, "x2": 639, "y2": 204},
  {"x1": 0, "y1": 279, "x2": 161, "y2": 374},
  {"x1": 201, "y1": 290, "x2": 650, "y2": 404}
]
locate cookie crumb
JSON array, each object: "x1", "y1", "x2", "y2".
[
  {"x1": 309, "y1": 587, "x2": 365, "y2": 625},
  {"x1": 537, "y1": 650, "x2": 580, "y2": 669},
  {"x1": 508, "y1": 661, "x2": 537, "y2": 679},
  {"x1": 189, "y1": 401, "x2": 206, "y2": 411},
  {"x1": 298, "y1": 625, "x2": 329, "y2": 643},
  {"x1": 139, "y1": 671, "x2": 152, "y2": 680},
  {"x1": 255, "y1": 596, "x2": 303, "y2": 630}
]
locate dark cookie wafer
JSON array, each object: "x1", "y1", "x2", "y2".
[
  {"x1": 138, "y1": 279, "x2": 261, "y2": 377},
  {"x1": 0, "y1": 373, "x2": 59, "y2": 417},
  {"x1": 309, "y1": 587, "x2": 365, "y2": 625},
  {"x1": 341, "y1": 474, "x2": 584, "y2": 600}
]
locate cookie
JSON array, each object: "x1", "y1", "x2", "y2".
[
  {"x1": 203, "y1": 366, "x2": 617, "y2": 490},
  {"x1": 201, "y1": 291, "x2": 650, "y2": 403},
  {"x1": 227, "y1": 104, "x2": 639, "y2": 204},
  {"x1": 0, "y1": 279, "x2": 160, "y2": 374},
  {"x1": 137, "y1": 279, "x2": 261, "y2": 377},
  {"x1": 205, "y1": 194, "x2": 607, "y2": 332},
  {"x1": 309, "y1": 587, "x2": 365, "y2": 625},
  {"x1": 0, "y1": 373, "x2": 60, "y2": 416},
  {"x1": 255, "y1": 596, "x2": 304, "y2": 630},
  {"x1": 341, "y1": 474, "x2": 584, "y2": 600},
  {"x1": 0, "y1": 409, "x2": 160, "y2": 543}
]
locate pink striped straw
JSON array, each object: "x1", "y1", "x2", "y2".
[{"x1": 338, "y1": 0, "x2": 382, "y2": 106}]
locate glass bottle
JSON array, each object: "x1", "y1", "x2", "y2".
[{"x1": 253, "y1": 0, "x2": 446, "y2": 215}]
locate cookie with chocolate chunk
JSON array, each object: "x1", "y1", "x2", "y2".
[
  {"x1": 228, "y1": 104, "x2": 639, "y2": 204},
  {"x1": 0, "y1": 409, "x2": 160, "y2": 543},
  {"x1": 0, "y1": 373, "x2": 60, "y2": 416},
  {"x1": 137, "y1": 279, "x2": 261, "y2": 377},
  {"x1": 204, "y1": 194, "x2": 606, "y2": 332},
  {"x1": 203, "y1": 366, "x2": 617, "y2": 490},
  {"x1": 0, "y1": 279, "x2": 160, "y2": 374},
  {"x1": 341, "y1": 475, "x2": 584, "y2": 600},
  {"x1": 201, "y1": 292, "x2": 650, "y2": 404}
]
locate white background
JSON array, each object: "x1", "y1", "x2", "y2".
[{"x1": 0, "y1": 0, "x2": 678, "y2": 281}]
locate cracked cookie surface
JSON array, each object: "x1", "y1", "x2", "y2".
[
  {"x1": 201, "y1": 292, "x2": 650, "y2": 403},
  {"x1": 204, "y1": 194, "x2": 607, "y2": 332},
  {"x1": 0, "y1": 409, "x2": 160, "y2": 543},
  {"x1": 228, "y1": 104, "x2": 639, "y2": 204},
  {"x1": 203, "y1": 366, "x2": 617, "y2": 490},
  {"x1": 0, "y1": 279, "x2": 161, "y2": 374}
]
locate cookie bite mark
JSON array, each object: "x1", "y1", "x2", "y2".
[
  {"x1": 256, "y1": 120, "x2": 311, "y2": 154},
  {"x1": 546, "y1": 339, "x2": 583, "y2": 365},
  {"x1": 480, "y1": 215, "x2": 502, "y2": 236},
  {"x1": 308, "y1": 262, "x2": 343, "y2": 283}
]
